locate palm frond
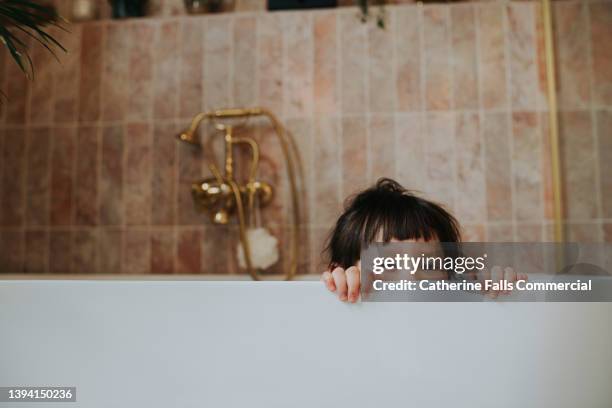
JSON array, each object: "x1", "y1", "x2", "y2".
[{"x1": 0, "y1": 0, "x2": 66, "y2": 79}]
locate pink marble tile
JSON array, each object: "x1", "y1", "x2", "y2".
[
  {"x1": 49, "y1": 230, "x2": 72, "y2": 273},
  {"x1": 554, "y1": 2, "x2": 591, "y2": 110},
  {"x1": 28, "y1": 41, "x2": 56, "y2": 124},
  {"x1": 395, "y1": 6, "x2": 421, "y2": 112},
  {"x1": 368, "y1": 115, "x2": 395, "y2": 183},
  {"x1": 204, "y1": 17, "x2": 231, "y2": 110},
  {"x1": 179, "y1": 19, "x2": 203, "y2": 119},
  {"x1": 0, "y1": 130, "x2": 3, "y2": 208},
  {"x1": 153, "y1": 21, "x2": 180, "y2": 119},
  {"x1": 177, "y1": 131, "x2": 205, "y2": 225},
  {"x1": 424, "y1": 112, "x2": 455, "y2": 210},
  {"x1": 256, "y1": 121, "x2": 289, "y2": 226},
  {"x1": 152, "y1": 123, "x2": 177, "y2": 225},
  {"x1": 284, "y1": 13, "x2": 313, "y2": 118},
  {"x1": 24, "y1": 230, "x2": 48, "y2": 273},
  {"x1": 202, "y1": 226, "x2": 230, "y2": 274},
  {"x1": 341, "y1": 116, "x2": 368, "y2": 198},
  {"x1": 486, "y1": 224, "x2": 514, "y2": 242},
  {"x1": 0, "y1": 49, "x2": 7, "y2": 123},
  {"x1": 590, "y1": 3, "x2": 612, "y2": 106},
  {"x1": 461, "y1": 224, "x2": 485, "y2": 242},
  {"x1": 260, "y1": 224, "x2": 285, "y2": 276},
  {"x1": 50, "y1": 126, "x2": 76, "y2": 226},
  {"x1": 100, "y1": 125, "x2": 124, "y2": 226},
  {"x1": 539, "y1": 112, "x2": 554, "y2": 220},
  {"x1": 312, "y1": 117, "x2": 341, "y2": 226},
  {"x1": 125, "y1": 123, "x2": 152, "y2": 226},
  {"x1": 233, "y1": 16, "x2": 257, "y2": 107},
  {"x1": 368, "y1": 12, "x2": 395, "y2": 113},
  {"x1": 78, "y1": 23, "x2": 103, "y2": 122},
  {"x1": 512, "y1": 112, "x2": 543, "y2": 221},
  {"x1": 314, "y1": 12, "x2": 338, "y2": 114},
  {"x1": 340, "y1": 11, "x2": 367, "y2": 114},
  {"x1": 177, "y1": 228, "x2": 202, "y2": 274},
  {"x1": 285, "y1": 118, "x2": 312, "y2": 226},
  {"x1": 310, "y1": 226, "x2": 331, "y2": 271},
  {"x1": 150, "y1": 228, "x2": 175, "y2": 274},
  {"x1": 127, "y1": 22, "x2": 155, "y2": 121},
  {"x1": 54, "y1": 25, "x2": 81, "y2": 123},
  {"x1": 423, "y1": 6, "x2": 451, "y2": 111},
  {"x1": 566, "y1": 222, "x2": 603, "y2": 243},
  {"x1": 507, "y1": 3, "x2": 538, "y2": 110},
  {"x1": 455, "y1": 112, "x2": 485, "y2": 223},
  {"x1": 596, "y1": 110, "x2": 612, "y2": 219},
  {"x1": 224, "y1": 226, "x2": 239, "y2": 275},
  {"x1": 0, "y1": 230, "x2": 24, "y2": 272},
  {"x1": 296, "y1": 225, "x2": 311, "y2": 275},
  {"x1": 604, "y1": 223, "x2": 612, "y2": 244},
  {"x1": 258, "y1": 14, "x2": 284, "y2": 115},
  {"x1": 101, "y1": 23, "x2": 130, "y2": 121},
  {"x1": 534, "y1": 2, "x2": 548, "y2": 111},
  {"x1": 98, "y1": 228, "x2": 122, "y2": 273},
  {"x1": 559, "y1": 111, "x2": 597, "y2": 220},
  {"x1": 72, "y1": 228, "x2": 98, "y2": 273},
  {"x1": 477, "y1": 3, "x2": 507, "y2": 110},
  {"x1": 515, "y1": 223, "x2": 543, "y2": 242},
  {"x1": 4, "y1": 50, "x2": 29, "y2": 125},
  {"x1": 123, "y1": 229, "x2": 150, "y2": 274},
  {"x1": 451, "y1": 4, "x2": 479, "y2": 110},
  {"x1": 483, "y1": 112, "x2": 512, "y2": 221},
  {"x1": 75, "y1": 125, "x2": 99, "y2": 225},
  {"x1": 26, "y1": 127, "x2": 51, "y2": 226},
  {"x1": 395, "y1": 113, "x2": 426, "y2": 193}
]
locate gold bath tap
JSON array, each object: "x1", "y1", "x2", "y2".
[{"x1": 176, "y1": 108, "x2": 300, "y2": 281}]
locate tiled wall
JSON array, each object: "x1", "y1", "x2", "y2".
[{"x1": 0, "y1": 1, "x2": 611, "y2": 275}]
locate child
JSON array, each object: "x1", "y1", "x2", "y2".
[{"x1": 321, "y1": 178, "x2": 525, "y2": 302}]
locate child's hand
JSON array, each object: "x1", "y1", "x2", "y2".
[
  {"x1": 321, "y1": 266, "x2": 361, "y2": 303},
  {"x1": 481, "y1": 266, "x2": 528, "y2": 299}
]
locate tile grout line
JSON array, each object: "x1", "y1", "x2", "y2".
[
  {"x1": 419, "y1": 4, "x2": 429, "y2": 201},
  {"x1": 21, "y1": 37, "x2": 32, "y2": 271},
  {"x1": 173, "y1": 19, "x2": 185, "y2": 275},
  {"x1": 72, "y1": 24, "x2": 85, "y2": 272},
  {"x1": 533, "y1": 2, "x2": 545, "y2": 241},
  {"x1": 585, "y1": 2, "x2": 603, "y2": 237},
  {"x1": 475, "y1": 2, "x2": 488, "y2": 241},
  {"x1": 448, "y1": 5, "x2": 458, "y2": 215},
  {"x1": 391, "y1": 9, "x2": 399, "y2": 183},
  {"x1": 503, "y1": 3, "x2": 518, "y2": 242},
  {"x1": 365, "y1": 13, "x2": 372, "y2": 185}
]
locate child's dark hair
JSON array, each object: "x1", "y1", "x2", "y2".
[{"x1": 325, "y1": 178, "x2": 461, "y2": 269}]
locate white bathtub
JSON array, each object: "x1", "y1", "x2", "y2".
[{"x1": 0, "y1": 280, "x2": 611, "y2": 407}]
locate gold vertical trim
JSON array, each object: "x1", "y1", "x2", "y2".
[{"x1": 541, "y1": 0, "x2": 565, "y2": 242}]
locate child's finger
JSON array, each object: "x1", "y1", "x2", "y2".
[
  {"x1": 346, "y1": 266, "x2": 360, "y2": 303},
  {"x1": 321, "y1": 271, "x2": 335, "y2": 292},
  {"x1": 504, "y1": 267, "x2": 516, "y2": 294},
  {"x1": 332, "y1": 267, "x2": 348, "y2": 302},
  {"x1": 488, "y1": 265, "x2": 502, "y2": 299}
]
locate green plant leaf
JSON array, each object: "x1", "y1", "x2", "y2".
[{"x1": 0, "y1": 0, "x2": 65, "y2": 79}]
